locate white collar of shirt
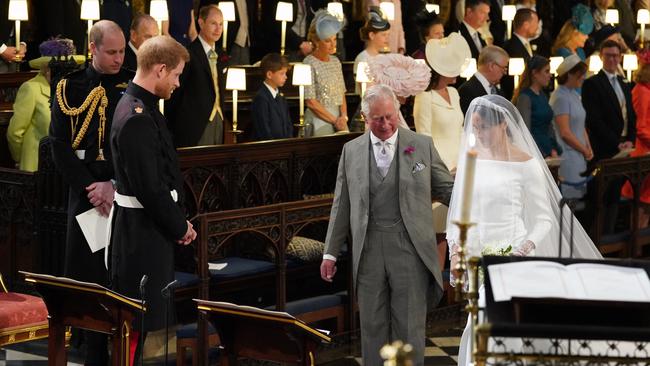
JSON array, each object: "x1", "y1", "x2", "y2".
[
  {"x1": 264, "y1": 82, "x2": 279, "y2": 98},
  {"x1": 198, "y1": 35, "x2": 215, "y2": 56},
  {"x1": 514, "y1": 33, "x2": 530, "y2": 53},
  {"x1": 463, "y1": 21, "x2": 479, "y2": 36},
  {"x1": 474, "y1": 72, "x2": 492, "y2": 95},
  {"x1": 370, "y1": 129, "x2": 398, "y2": 161},
  {"x1": 603, "y1": 69, "x2": 618, "y2": 81},
  {"x1": 370, "y1": 129, "x2": 398, "y2": 147},
  {"x1": 128, "y1": 41, "x2": 138, "y2": 54}
]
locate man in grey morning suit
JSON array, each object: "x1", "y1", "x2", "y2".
[{"x1": 320, "y1": 84, "x2": 454, "y2": 365}]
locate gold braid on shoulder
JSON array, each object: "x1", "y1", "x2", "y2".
[{"x1": 56, "y1": 79, "x2": 108, "y2": 151}]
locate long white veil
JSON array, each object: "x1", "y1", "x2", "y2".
[{"x1": 445, "y1": 95, "x2": 602, "y2": 261}]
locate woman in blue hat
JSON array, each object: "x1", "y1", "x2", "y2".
[{"x1": 304, "y1": 10, "x2": 349, "y2": 136}]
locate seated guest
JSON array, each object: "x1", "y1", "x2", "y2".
[
  {"x1": 552, "y1": 4, "x2": 594, "y2": 61},
  {"x1": 304, "y1": 10, "x2": 348, "y2": 136},
  {"x1": 7, "y1": 38, "x2": 80, "y2": 172},
  {"x1": 502, "y1": 8, "x2": 539, "y2": 100},
  {"x1": 124, "y1": 14, "x2": 159, "y2": 71},
  {"x1": 354, "y1": 8, "x2": 390, "y2": 93},
  {"x1": 251, "y1": 53, "x2": 293, "y2": 140},
  {"x1": 411, "y1": 8, "x2": 444, "y2": 60},
  {"x1": 513, "y1": 56, "x2": 561, "y2": 159},
  {"x1": 458, "y1": 45, "x2": 509, "y2": 114}
]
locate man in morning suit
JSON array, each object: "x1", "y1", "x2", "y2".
[
  {"x1": 251, "y1": 53, "x2": 293, "y2": 140},
  {"x1": 321, "y1": 84, "x2": 454, "y2": 366},
  {"x1": 458, "y1": 45, "x2": 509, "y2": 114},
  {"x1": 502, "y1": 8, "x2": 539, "y2": 100},
  {"x1": 457, "y1": 0, "x2": 490, "y2": 60},
  {"x1": 110, "y1": 35, "x2": 195, "y2": 365},
  {"x1": 123, "y1": 13, "x2": 158, "y2": 72},
  {"x1": 166, "y1": 4, "x2": 226, "y2": 147},
  {"x1": 49, "y1": 20, "x2": 134, "y2": 364},
  {"x1": 583, "y1": 39, "x2": 636, "y2": 233}
]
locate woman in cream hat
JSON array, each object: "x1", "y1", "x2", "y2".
[
  {"x1": 6, "y1": 38, "x2": 82, "y2": 171},
  {"x1": 413, "y1": 32, "x2": 471, "y2": 260},
  {"x1": 304, "y1": 10, "x2": 349, "y2": 136},
  {"x1": 549, "y1": 54, "x2": 592, "y2": 199}
]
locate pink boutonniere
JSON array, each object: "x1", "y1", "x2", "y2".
[{"x1": 404, "y1": 146, "x2": 415, "y2": 155}]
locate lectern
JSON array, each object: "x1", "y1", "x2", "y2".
[
  {"x1": 195, "y1": 299, "x2": 331, "y2": 365},
  {"x1": 20, "y1": 271, "x2": 145, "y2": 366},
  {"x1": 470, "y1": 256, "x2": 650, "y2": 366}
]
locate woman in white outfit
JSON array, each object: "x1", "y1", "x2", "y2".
[
  {"x1": 446, "y1": 95, "x2": 603, "y2": 366},
  {"x1": 414, "y1": 32, "x2": 470, "y2": 260}
]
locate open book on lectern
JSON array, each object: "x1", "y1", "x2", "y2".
[{"x1": 488, "y1": 261, "x2": 650, "y2": 303}]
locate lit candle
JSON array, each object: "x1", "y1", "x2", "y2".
[
  {"x1": 232, "y1": 89, "x2": 238, "y2": 130},
  {"x1": 460, "y1": 134, "x2": 477, "y2": 223},
  {"x1": 299, "y1": 85, "x2": 304, "y2": 123}
]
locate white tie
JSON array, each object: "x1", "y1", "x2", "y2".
[{"x1": 375, "y1": 141, "x2": 392, "y2": 177}]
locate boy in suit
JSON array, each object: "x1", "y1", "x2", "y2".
[{"x1": 251, "y1": 53, "x2": 293, "y2": 140}]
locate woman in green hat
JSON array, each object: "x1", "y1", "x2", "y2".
[{"x1": 6, "y1": 38, "x2": 82, "y2": 171}]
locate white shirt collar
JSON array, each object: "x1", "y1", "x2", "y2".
[
  {"x1": 198, "y1": 35, "x2": 215, "y2": 55},
  {"x1": 264, "y1": 82, "x2": 279, "y2": 98},
  {"x1": 474, "y1": 72, "x2": 492, "y2": 94},
  {"x1": 463, "y1": 21, "x2": 479, "y2": 36},
  {"x1": 370, "y1": 129, "x2": 399, "y2": 146},
  {"x1": 128, "y1": 41, "x2": 138, "y2": 54},
  {"x1": 603, "y1": 69, "x2": 618, "y2": 81}
]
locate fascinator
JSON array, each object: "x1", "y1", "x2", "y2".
[
  {"x1": 313, "y1": 9, "x2": 343, "y2": 40},
  {"x1": 425, "y1": 32, "x2": 471, "y2": 77},
  {"x1": 29, "y1": 38, "x2": 84, "y2": 69},
  {"x1": 367, "y1": 7, "x2": 390, "y2": 31},
  {"x1": 414, "y1": 7, "x2": 439, "y2": 31},
  {"x1": 571, "y1": 4, "x2": 594, "y2": 35},
  {"x1": 556, "y1": 54, "x2": 583, "y2": 77},
  {"x1": 367, "y1": 54, "x2": 431, "y2": 97},
  {"x1": 592, "y1": 25, "x2": 620, "y2": 47}
]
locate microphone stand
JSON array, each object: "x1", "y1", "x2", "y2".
[
  {"x1": 161, "y1": 280, "x2": 178, "y2": 366},
  {"x1": 558, "y1": 198, "x2": 577, "y2": 258},
  {"x1": 139, "y1": 275, "x2": 148, "y2": 366}
]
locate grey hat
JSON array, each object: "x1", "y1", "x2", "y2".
[
  {"x1": 313, "y1": 9, "x2": 342, "y2": 40},
  {"x1": 556, "y1": 54, "x2": 583, "y2": 76}
]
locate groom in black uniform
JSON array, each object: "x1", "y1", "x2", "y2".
[{"x1": 109, "y1": 35, "x2": 196, "y2": 365}]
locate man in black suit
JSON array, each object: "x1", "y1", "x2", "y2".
[
  {"x1": 502, "y1": 8, "x2": 539, "y2": 100},
  {"x1": 457, "y1": 0, "x2": 490, "y2": 60},
  {"x1": 124, "y1": 13, "x2": 158, "y2": 72},
  {"x1": 583, "y1": 40, "x2": 636, "y2": 233},
  {"x1": 166, "y1": 4, "x2": 226, "y2": 147},
  {"x1": 251, "y1": 53, "x2": 293, "y2": 140},
  {"x1": 458, "y1": 45, "x2": 509, "y2": 114}
]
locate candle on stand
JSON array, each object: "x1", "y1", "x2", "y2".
[
  {"x1": 276, "y1": 2, "x2": 293, "y2": 56},
  {"x1": 8, "y1": 0, "x2": 28, "y2": 60},
  {"x1": 292, "y1": 63, "x2": 312, "y2": 137},
  {"x1": 226, "y1": 68, "x2": 246, "y2": 139},
  {"x1": 460, "y1": 134, "x2": 477, "y2": 223},
  {"x1": 218, "y1": 2, "x2": 236, "y2": 52}
]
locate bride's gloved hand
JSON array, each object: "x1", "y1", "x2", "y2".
[{"x1": 512, "y1": 240, "x2": 535, "y2": 256}]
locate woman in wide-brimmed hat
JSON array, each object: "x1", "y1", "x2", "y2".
[
  {"x1": 6, "y1": 38, "x2": 83, "y2": 171},
  {"x1": 413, "y1": 32, "x2": 471, "y2": 261}
]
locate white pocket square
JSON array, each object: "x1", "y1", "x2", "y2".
[{"x1": 412, "y1": 162, "x2": 426, "y2": 173}]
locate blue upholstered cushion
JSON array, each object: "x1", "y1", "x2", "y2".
[
  {"x1": 174, "y1": 271, "x2": 200, "y2": 288},
  {"x1": 209, "y1": 257, "x2": 275, "y2": 279},
  {"x1": 266, "y1": 294, "x2": 344, "y2": 315},
  {"x1": 176, "y1": 322, "x2": 217, "y2": 339}
]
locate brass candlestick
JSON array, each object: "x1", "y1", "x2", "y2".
[
  {"x1": 293, "y1": 115, "x2": 309, "y2": 138},
  {"x1": 453, "y1": 221, "x2": 474, "y2": 302}
]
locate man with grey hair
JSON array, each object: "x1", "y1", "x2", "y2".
[
  {"x1": 49, "y1": 19, "x2": 133, "y2": 364},
  {"x1": 321, "y1": 84, "x2": 454, "y2": 365},
  {"x1": 124, "y1": 13, "x2": 159, "y2": 71},
  {"x1": 458, "y1": 45, "x2": 509, "y2": 114}
]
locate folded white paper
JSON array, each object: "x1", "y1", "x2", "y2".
[
  {"x1": 76, "y1": 208, "x2": 109, "y2": 253},
  {"x1": 208, "y1": 263, "x2": 228, "y2": 271}
]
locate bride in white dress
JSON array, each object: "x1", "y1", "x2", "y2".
[{"x1": 446, "y1": 95, "x2": 603, "y2": 366}]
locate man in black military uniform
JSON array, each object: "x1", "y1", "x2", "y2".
[
  {"x1": 48, "y1": 20, "x2": 133, "y2": 364},
  {"x1": 110, "y1": 35, "x2": 195, "y2": 365}
]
